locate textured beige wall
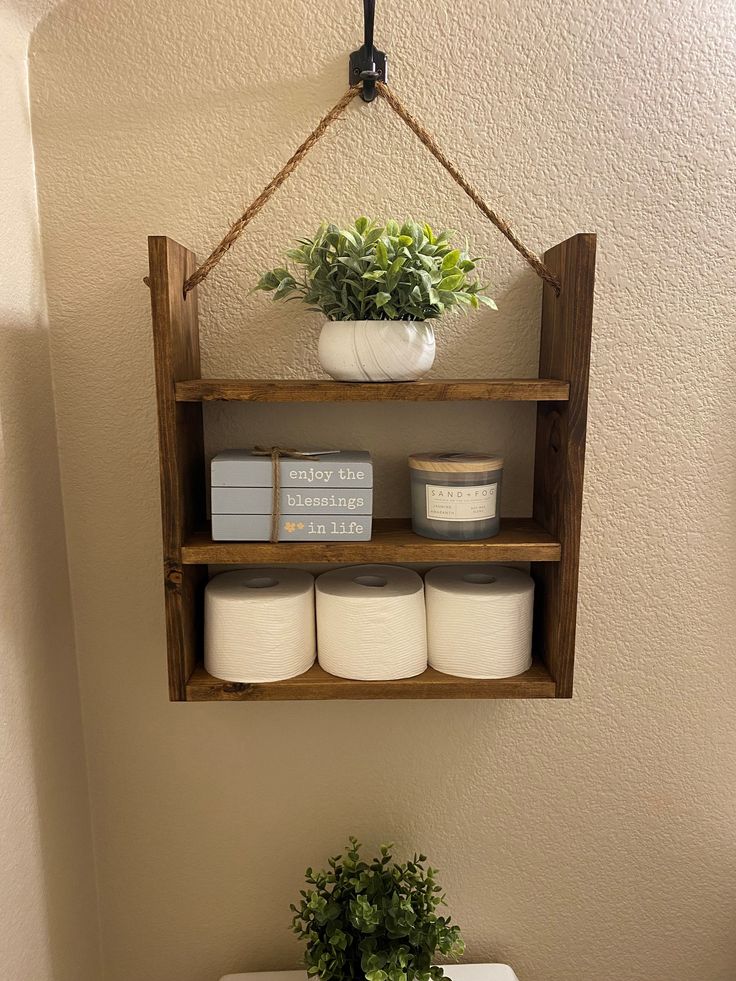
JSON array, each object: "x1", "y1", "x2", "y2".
[
  {"x1": 0, "y1": 4, "x2": 100, "y2": 980},
  {"x1": 29, "y1": 1, "x2": 736, "y2": 979}
]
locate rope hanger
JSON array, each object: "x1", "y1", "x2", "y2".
[{"x1": 148, "y1": 3, "x2": 561, "y2": 298}]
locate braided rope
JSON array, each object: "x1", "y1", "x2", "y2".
[
  {"x1": 147, "y1": 83, "x2": 560, "y2": 297},
  {"x1": 182, "y1": 86, "x2": 361, "y2": 294},
  {"x1": 376, "y1": 83, "x2": 560, "y2": 295}
]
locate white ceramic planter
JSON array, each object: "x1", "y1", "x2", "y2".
[{"x1": 318, "y1": 319, "x2": 436, "y2": 382}]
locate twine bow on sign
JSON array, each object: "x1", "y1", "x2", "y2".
[{"x1": 251, "y1": 446, "x2": 326, "y2": 543}]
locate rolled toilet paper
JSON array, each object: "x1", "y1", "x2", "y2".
[
  {"x1": 316, "y1": 565, "x2": 427, "y2": 680},
  {"x1": 205, "y1": 568, "x2": 315, "y2": 683},
  {"x1": 425, "y1": 565, "x2": 534, "y2": 679}
]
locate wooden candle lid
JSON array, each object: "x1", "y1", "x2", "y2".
[{"x1": 408, "y1": 452, "x2": 504, "y2": 473}]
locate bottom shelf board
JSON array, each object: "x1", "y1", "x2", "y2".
[{"x1": 185, "y1": 660, "x2": 556, "y2": 701}]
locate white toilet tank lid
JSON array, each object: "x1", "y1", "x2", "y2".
[{"x1": 221, "y1": 965, "x2": 519, "y2": 981}]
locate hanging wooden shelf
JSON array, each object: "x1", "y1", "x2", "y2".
[{"x1": 148, "y1": 232, "x2": 596, "y2": 703}]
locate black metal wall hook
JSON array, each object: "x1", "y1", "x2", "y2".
[{"x1": 349, "y1": 0, "x2": 388, "y2": 102}]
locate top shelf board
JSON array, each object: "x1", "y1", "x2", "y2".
[{"x1": 175, "y1": 378, "x2": 570, "y2": 403}]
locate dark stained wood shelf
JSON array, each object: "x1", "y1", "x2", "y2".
[
  {"x1": 149, "y1": 232, "x2": 596, "y2": 701},
  {"x1": 175, "y1": 377, "x2": 570, "y2": 403},
  {"x1": 186, "y1": 659, "x2": 556, "y2": 701},
  {"x1": 181, "y1": 517, "x2": 561, "y2": 565}
]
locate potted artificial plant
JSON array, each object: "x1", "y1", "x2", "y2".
[
  {"x1": 291, "y1": 838, "x2": 465, "y2": 981},
  {"x1": 255, "y1": 219, "x2": 496, "y2": 382}
]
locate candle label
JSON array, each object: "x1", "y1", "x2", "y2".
[{"x1": 425, "y1": 483, "x2": 497, "y2": 522}]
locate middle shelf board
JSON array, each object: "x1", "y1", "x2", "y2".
[
  {"x1": 181, "y1": 517, "x2": 560, "y2": 564},
  {"x1": 175, "y1": 378, "x2": 570, "y2": 403}
]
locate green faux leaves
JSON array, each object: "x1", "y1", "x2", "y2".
[
  {"x1": 254, "y1": 219, "x2": 497, "y2": 321},
  {"x1": 290, "y1": 838, "x2": 465, "y2": 981}
]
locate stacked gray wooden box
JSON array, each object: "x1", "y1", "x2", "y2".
[{"x1": 211, "y1": 450, "x2": 373, "y2": 541}]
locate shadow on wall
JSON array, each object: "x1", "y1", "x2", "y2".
[{"x1": 0, "y1": 321, "x2": 100, "y2": 981}]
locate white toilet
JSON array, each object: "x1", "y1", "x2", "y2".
[{"x1": 222, "y1": 964, "x2": 519, "y2": 981}]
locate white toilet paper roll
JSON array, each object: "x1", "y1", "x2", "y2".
[
  {"x1": 205, "y1": 568, "x2": 315, "y2": 683},
  {"x1": 425, "y1": 565, "x2": 534, "y2": 679},
  {"x1": 316, "y1": 565, "x2": 427, "y2": 680}
]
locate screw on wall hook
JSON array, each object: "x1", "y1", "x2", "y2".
[{"x1": 349, "y1": 0, "x2": 388, "y2": 102}]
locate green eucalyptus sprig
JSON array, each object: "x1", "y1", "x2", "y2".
[
  {"x1": 254, "y1": 218, "x2": 497, "y2": 321},
  {"x1": 290, "y1": 838, "x2": 465, "y2": 981}
]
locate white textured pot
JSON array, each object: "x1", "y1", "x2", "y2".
[{"x1": 318, "y1": 320, "x2": 436, "y2": 382}]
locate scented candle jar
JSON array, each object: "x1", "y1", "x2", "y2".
[{"x1": 408, "y1": 452, "x2": 503, "y2": 541}]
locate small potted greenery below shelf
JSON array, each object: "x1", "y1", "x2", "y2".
[
  {"x1": 255, "y1": 219, "x2": 497, "y2": 382},
  {"x1": 291, "y1": 838, "x2": 465, "y2": 981}
]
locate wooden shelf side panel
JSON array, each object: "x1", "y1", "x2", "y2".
[
  {"x1": 148, "y1": 236, "x2": 206, "y2": 700},
  {"x1": 532, "y1": 233, "x2": 596, "y2": 697}
]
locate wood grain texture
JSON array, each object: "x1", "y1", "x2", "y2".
[
  {"x1": 181, "y1": 517, "x2": 561, "y2": 565},
  {"x1": 148, "y1": 236, "x2": 206, "y2": 700},
  {"x1": 532, "y1": 234, "x2": 596, "y2": 697},
  {"x1": 175, "y1": 378, "x2": 570, "y2": 402},
  {"x1": 185, "y1": 659, "x2": 556, "y2": 701}
]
